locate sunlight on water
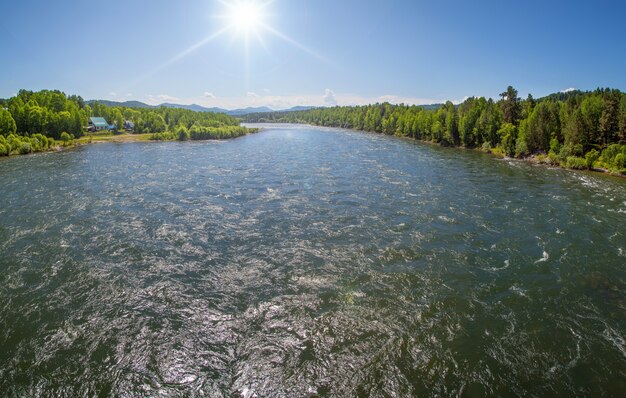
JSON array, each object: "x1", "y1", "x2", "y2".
[{"x1": 0, "y1": 125, "x2": 625, "y2": 396}]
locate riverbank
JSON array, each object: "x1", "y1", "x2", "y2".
[{"x1": 0, "y1": 128, "x2": 259, "y2": 159}]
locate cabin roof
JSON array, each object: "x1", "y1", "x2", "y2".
[{"x1": 89, "y1": 117, "x2": 108, "y2": 127}]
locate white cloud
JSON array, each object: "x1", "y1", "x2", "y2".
[
  {"x1": 108, "y1": 92, "x2": 117, "y2": 97},
  {"x1": 323, "y1": 89, "x2": 337, "y2": 106},
  {"x1": 561, "y1": 87, "x2": 577, "y2": 93},
  {"x1": 247, "y1": 92, "x2": 260, "y2": 98},
  {"x1": 203, "y1": 92, "x2": 216, "y2": 98},
  {"x1": 126, "y1": 93, "x2": 133, "y2": 98}
]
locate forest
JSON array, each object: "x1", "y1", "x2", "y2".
[
  {"x1": 0, "y1": 89, "x2": 253, "y2": 156},
  {"x1": 243, "y1": 87, "x2": 626, "y2": 173}
]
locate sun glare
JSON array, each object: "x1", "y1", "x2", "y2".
[
  {"x1": 146, "y1": 0, "x2": 325, "y2": 80},
  {"x1": 230, "y1": 2, "x2": 262, "y2": 32}
]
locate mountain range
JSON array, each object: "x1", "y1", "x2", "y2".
[{"x1": 85, "y1": 100, "x2": 315, "y2": 116}]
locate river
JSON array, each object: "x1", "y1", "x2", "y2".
[{"x1": 0, "y1": 124, "x2": 624, "y2": 396}]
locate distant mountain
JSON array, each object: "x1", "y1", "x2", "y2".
[
  {"x1": 86, "y1": 100, "x2": 314, "y2": 115},
  {"x1": 284, "y1": 106, "x2": 315, "y2": 112},
  {"x1": 160, "y1": 103, "x2": 228, "y2": 113},
  {"x1": 227, "y1": 107, "x2": 273, "y2": 116},
  {"x1": 85, "y1": 99, "x2": 153, "y2": 109},
  {"x1": 417, "y1": 104, "x2": 444, "y2": 111}
]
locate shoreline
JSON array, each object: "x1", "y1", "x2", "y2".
[
  {"x1": 2, "y1": 126, "x2": 624, "y2": 179},
  {"x1": 255, "y1": 122, "x2": 626, "y2": 179},
  {"x1": 0, "y1": 129, "x2": 260, "y2": 159}
]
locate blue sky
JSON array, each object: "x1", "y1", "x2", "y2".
[{"x1": 1, "y1": 0, "x2": 625, "y2": 109}]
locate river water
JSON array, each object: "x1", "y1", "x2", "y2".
[{"x1": 0, "y1": 124, "x2": 625, "y2": 397}]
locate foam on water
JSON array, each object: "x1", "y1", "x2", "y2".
[{"x1": 1, "y1": 125, "x2": 625, "y2": 397}]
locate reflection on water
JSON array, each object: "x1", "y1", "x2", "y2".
[{"x1": 0, "y1": 124, "x2": 625, "y2": 396}]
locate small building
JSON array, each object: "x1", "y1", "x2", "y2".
[
  {"x1": 124, "y1": 120, "x2": 135, "y2": 132},
  {"x1": 88, "y1": 117, "x2": 110, "y2": 132}
]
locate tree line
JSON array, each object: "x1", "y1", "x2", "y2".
[
  {"x1": 243, "y1": 87, "x2": 626, "y2": 173},
  {"x1": 0, "y1": 89, "x2": 253, "y2": 156}
]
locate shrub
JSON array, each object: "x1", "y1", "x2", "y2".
[
  {"x1": 559, "y1": 144, "x2": 571, "y2": 161},
  {"x1": 572, "y1": 144, "x2": 583, "y2": 156},
  {"x1": 491, "y1": 145, "x2": 506, "y2": 158},
  {"x1": 150, "y1": 132, "x2": 176, "y2": 141},
  {"x1": 547, "y1": 151, "x2": 560, "y2": 165},
  {"x1": 566, "y1": 156, "x2": 586, "y2": 170},
  {"x1": 0, "y1": 143, "x2": 8, "y2": 156},
  {"x1": 176, "y1": 126, "x2": 190, "y2": 141},
  {"x1": 599, "y1": 144, "x2": 626, "y2": 170},
  {"x1": 60, "y1": 132, "x2": 72, "y2": 145},
  {"x1": 549, "y1": 137, "x2": 561, "y2": 154},
  {"x1": 515, "y1": 137, "x2": 529, "y2": 157},
  {"x1": 19, "y1": 142, "x2": 31, "y2": 155},
  {"x1": 585, "y1": 149, "x2": 599, "y2": 169}
]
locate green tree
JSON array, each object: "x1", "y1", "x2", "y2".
[
  {"x1": 499, "y1": 86, "x2": 521, "y2": 125},
  {"x1": 60, "y1": 131, "x2": 72, "y2": 145},
  {"x1": 0, "y1": 108, "x2": 17, "y2": 135},
  {"x1": 498, "y1": 123, "x2": 517, "y2": 156}
]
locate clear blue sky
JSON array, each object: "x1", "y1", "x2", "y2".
[{"x1": 1, "y1": 0, "x2": 625, "y2": 109}]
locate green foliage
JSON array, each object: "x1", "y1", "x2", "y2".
[
  {"x1": 598, "y1": 144, "x2": 626, "y2": 171},
  {"x1": 60, "y1": 132, "x2": 72, "y2": 144},
  {"x1": 526, "y1": 101, "x2": 560, "y2": 153},
  {"x1": 0, "y1": 108, "x2": 17, "y2": 135},
  {"x1": 176, "y1": 125, "x2": 190, "y2": 141},
  {"x1": 549, "y1": 137, "x2": 561, "y2": 154},
  {"x1": 499, "y1": 86, "x2": 521, "y2": 125},
  {"x1": 244, "y1": 86, "x2": 626, "y2": 174},
  {"x1": 150, "y1": 132, "x2": 176, "y2": 141},
  {"x1": 585, "y1": 149, "x2": 599, "y2": 169},
  {"x1": 18, "y1": 142, "x2": 31, "y2": 155},
  {"x1": 0, "y1": 143, "x2": 8, "y2": 156},
  {"x1": 498, "y1": 123, "x2": 517, "y2": 156},
  {"x1": 566, "y1": 156, "x2": 587, "y2": 170},
  {"x1": 2, "y1": 89, "x2": 247, "y2": 142},
  {"x1": 547, "y1": 151, "x2": 560, "y2": 165},
  {"x1": 189, "y1": 125, "x2": 250, "y2": 140}
]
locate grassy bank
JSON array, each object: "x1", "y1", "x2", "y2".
[{"x1": 0, "y1": 128, "x2": 259, "y2": 159}]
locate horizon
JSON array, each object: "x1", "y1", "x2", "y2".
[{"x1": 2, "y1": 0, "x2": 625, "y2": 109}]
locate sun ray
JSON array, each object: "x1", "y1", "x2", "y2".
[
  {"x1": 131, "y1": 0, "x2": 327, "y2": 87},
  {"x1": 259, "y1": 23, "x2": 329, "y2": 63},
  {"x1": 131, "y1": 25, "x2": 232, "y2": 86}
]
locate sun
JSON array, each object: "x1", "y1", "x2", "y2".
[{"x1": 230, "y1": 2, "x2": 263, "y2": 32}]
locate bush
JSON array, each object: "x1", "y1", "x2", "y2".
[
  {"x1": 515, "y1": 137, "x2": 529, "y2": 157},
  {"x1": 491, "y1": 145, "x2": 506, "y2": 158},
  {"x1": 19, "y1": 142, "x2": 31, "y2": 155},
  {"x1": 572, "y1": 144, "x2": 583, "y2": 156},
  {"x1": 150, "y1": 132, "x2": 176, "y2": 141},
  {"x1": 599, "y1": 144, "x2": 626, "y2": 170},
  {"x1": 559, "y1": 144, "x2": 571, "y2": 161},
  {"x1": 585, "y1": 149, "x2": 599, "y2": 169},
  {"x1": 0, "y1": 143, "x2": 8, "y2": 156},
  {"x1": 60, "y1": 132, "x2": 72, "y2": 145},
  {"x1": 566, "y1": 156, "x2": 586, "y2": 170},
  {"x1": 547, "y1": 151, "x2": 560, "y2": 165},
  {"x1": 549, "y1": 137, "x2": 561, "y2": 154},
  {"x1": 176, "y1": 126, "x2": 190, "y2": 141}
]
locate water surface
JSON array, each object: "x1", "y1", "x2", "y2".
[{"x1": 1, "y1": 124, "x2": 625, "y2": 396}]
